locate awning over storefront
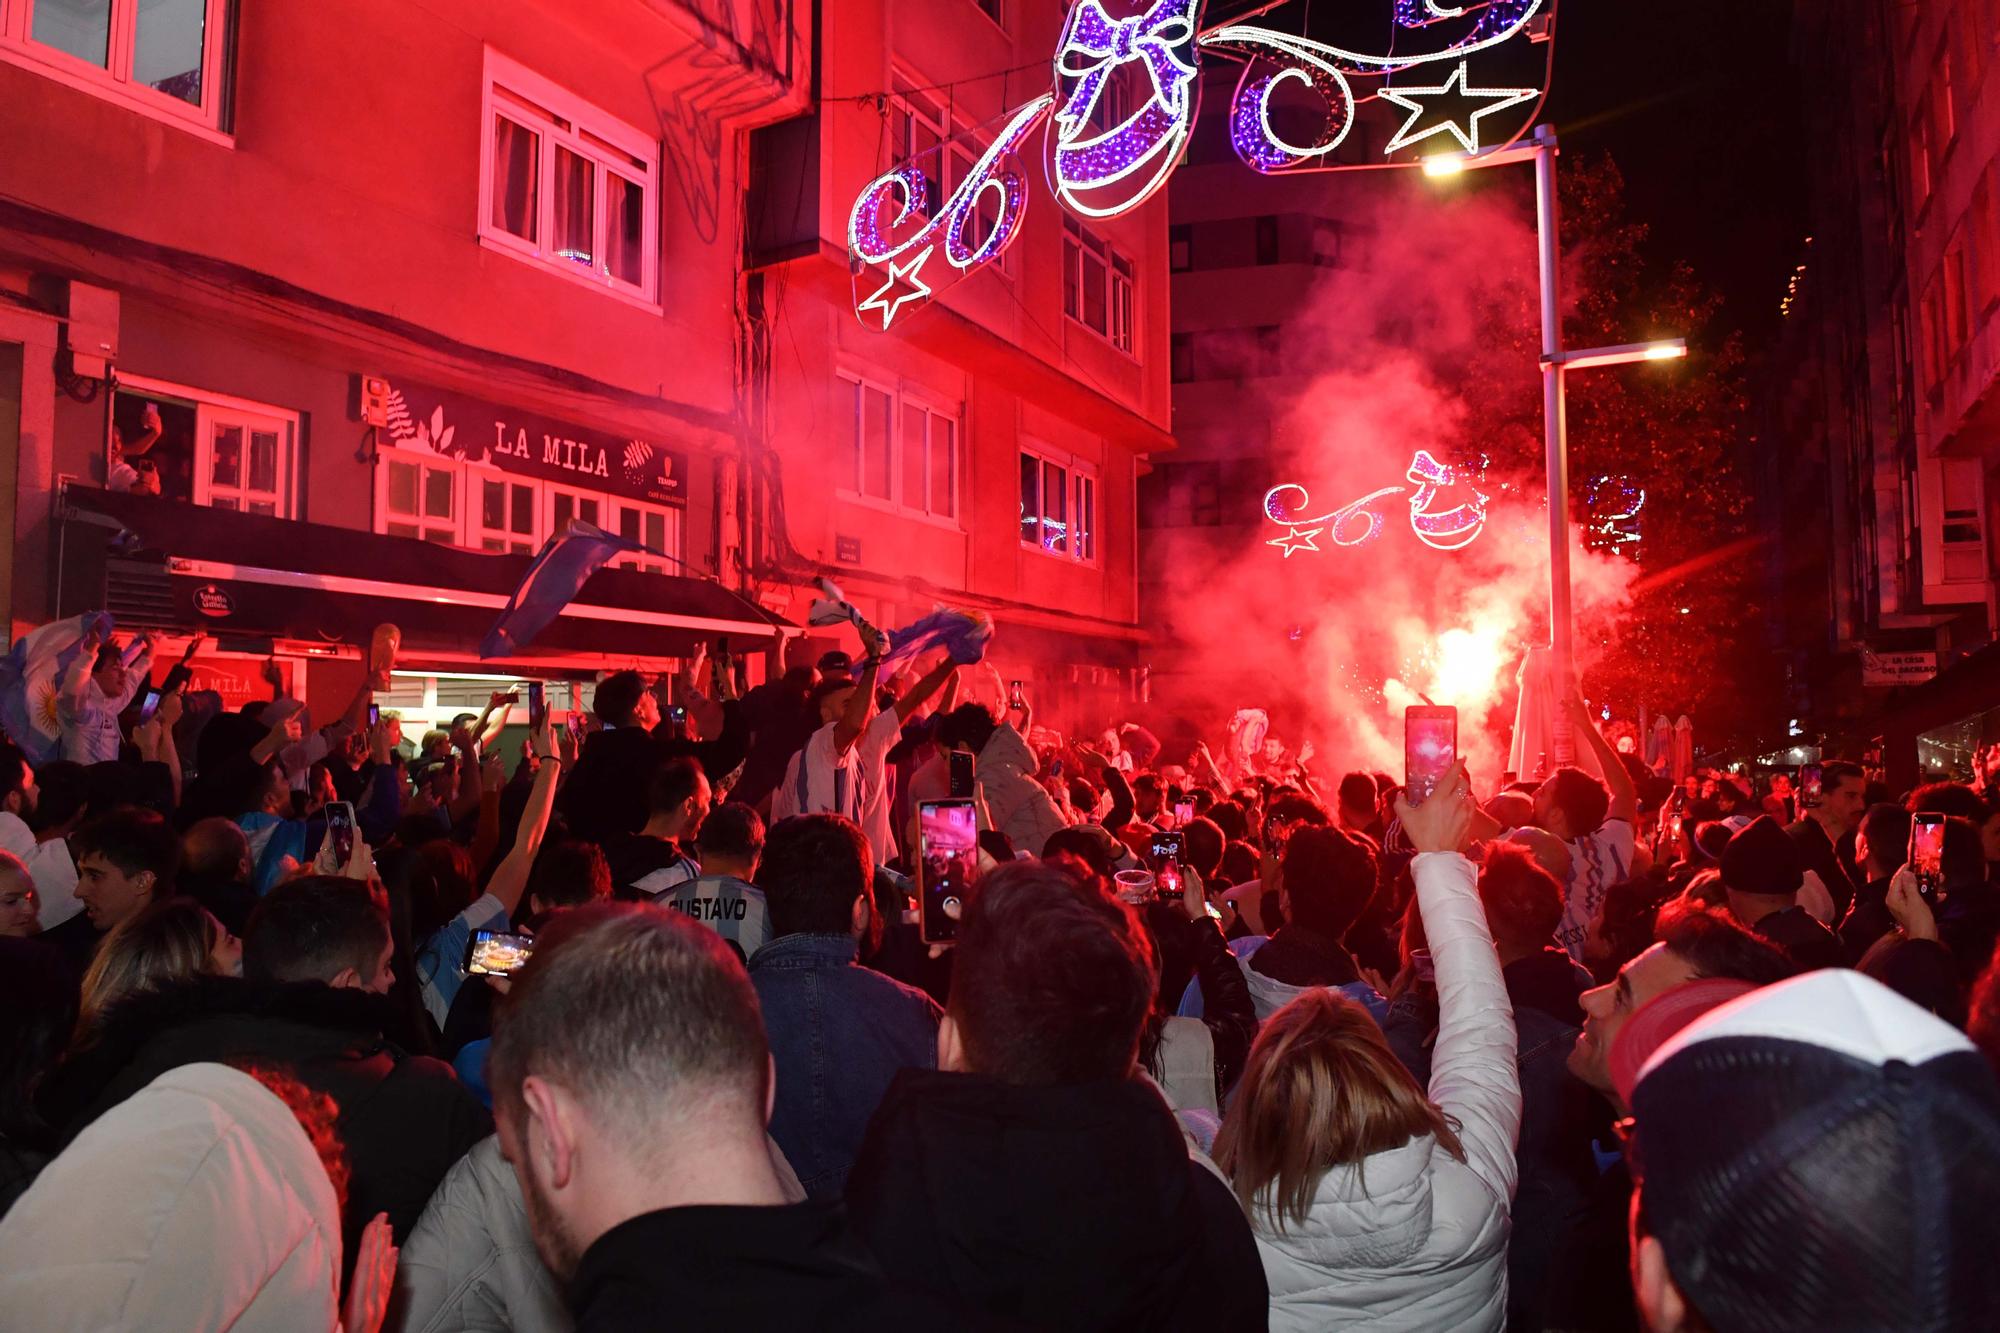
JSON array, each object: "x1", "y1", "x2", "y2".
[
  {"x1": 1874, "y1": 638, "x2": 2000, "y2": 790},
  {"x1": 57, "y1": 486, "x2": 790, "y2": 664}
]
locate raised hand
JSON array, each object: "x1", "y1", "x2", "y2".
[{"x1": 342, "y1": 1212, "x2": 399, "y2": 1333}]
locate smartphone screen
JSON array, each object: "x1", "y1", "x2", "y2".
[
  {"x1": 1149, "y1": 830, "x2": 1185, "y2": 870},
  {"x1": 565, "y1": 713, "x2": 585, "y2": 745},
  {"x1": 324, "y1": 800, "x2": 357, "y2": 865},
  {"x1": 1404, "y1": 705, "x2": 1458, "y2": 807},
  {"x1": 1008, "y1": 680, "x2": 1025, "y2": 711},
  {"x1": 918, "y1": 799, "x2": 978, "y2": 945},
  {"x1": 1173, "y1": 800, "x2": 1194, "y2": 828},
  {"x1": 527, "y1": 682, "x2": 547, "y2": 730},
  {"x1": 368, "y1": 703, "x2": 381, "y2": 729},
  {"x1": 1911, "y1": 814, "x2": 1946, "y2": 887},
  {"x1": 465, "y1": 929, "x2": 535, "y2": 977},
  {"x1": 135, "y1": 688, "x2": 163, "y2": 723},
  {"x1": 948, "y1": 749, "x2": 975, "y2": 799},
  {"x1": 1799, "y1": 764, "x2": 1824, "y2": 809}
]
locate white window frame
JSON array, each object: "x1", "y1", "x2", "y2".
[
  {"x1": 478, "y1": 48, "x2": 661, "y2": 309},
  {"x1": 376, "y1": 448, "x2": 463, "y2": 546},
  {"x1": 893, "y1": 74, "x2": 1013, "y2": 278},
  {"x1": 0, "y1": 0, "x2": 232, "y2": 142},
  {"x1": 610, "y1": 499, "x2": 684, "y2": 575},
  {"x1": 835, "y1": 369, "x2": 963, "y2": 528},
  {"x1": 469, "y1": 467, "x2": 540, "y2": 556},
  {"x1": 117, "y1": 373, "x2": 299, "y2": 518},
  {"x1": 1019, "y1": 443, "x2": 1099, "y2": 566},
  {"x1": 1062, "y1": 215, "x2": 1137, "y2": 356},
  {"x1": 372, "y1": 449, "x2": 688, "y2": 571},
  {"x1": 543, "y1": 479, "x2": 609, "y2": 535}
]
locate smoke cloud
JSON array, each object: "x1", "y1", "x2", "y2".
[{"x1": 1155, "y1": 176, "x2": 1639, "y2": 782}]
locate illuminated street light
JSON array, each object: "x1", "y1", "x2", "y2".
[{"x1": 1429, "y1": 125, "x2": 1690, "y2": 763}]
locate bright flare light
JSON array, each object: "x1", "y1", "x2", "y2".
[
  {"x1": 1644, "y1": 341, "x2": 1687, "y2": 361},
  {"x1": 1421, "y1": 154, "x2": 1466, "y2": 177},
  {"x1": 1429, "y1": 622, "x2": 1510, "y2": 707}
]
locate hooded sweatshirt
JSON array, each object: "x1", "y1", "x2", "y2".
[
  {"x1": 845, "y1": 1070, "x2": 1267, "y2": 1331},
  {"x1": 1248, "y1": 853, "x2": 1521, "y2": 1333},
  {"x1": 0, "y1": 1062, "x2": 343, "y2": 1331}
]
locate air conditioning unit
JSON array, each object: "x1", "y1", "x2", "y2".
[{"x1": 63, "y1": 282, "x2": 119, "y2": 380}]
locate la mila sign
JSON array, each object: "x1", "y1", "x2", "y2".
[{"x1": 374, "y1": 376, "x2": 688, "y2": 509}]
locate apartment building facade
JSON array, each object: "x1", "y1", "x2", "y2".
[{"x1": 0, "y1": 0, "x2": 804, "y2": 725}]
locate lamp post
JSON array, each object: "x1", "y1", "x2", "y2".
[{"x1": 1425, "y1": 125, "x2": 1687, "y2": 763}]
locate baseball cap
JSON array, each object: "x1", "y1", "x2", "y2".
[
  {"x1": 816, "y1": 650, "x2": 853, "y2": 677},
  {"x1": 1607, "y1": 977, "x2": 1757, "y2": 1109},
  {"x1": 1629, "y1": 970, "x2": 2000, "y2": 1330}
]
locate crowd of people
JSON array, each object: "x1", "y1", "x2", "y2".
[{"x1": 0, "y1": 617, "x2": 1997, "y2": 1331}]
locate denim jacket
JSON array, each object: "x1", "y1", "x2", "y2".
[{"x1": 748, "y1": 933, "x2": 941, "y2": 1199}]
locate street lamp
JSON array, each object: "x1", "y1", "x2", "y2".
[{"x1": 1426, "y1": 125, "x2": 1687, "y2": 763}]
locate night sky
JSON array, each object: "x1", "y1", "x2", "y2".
[{"x1": 1541, "y1": 0, "x2": 1808, "y2": 351}]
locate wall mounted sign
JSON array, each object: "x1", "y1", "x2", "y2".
[
  {"x1": 848, "y1": 0, "x2": 1555, "y2": 328},
  {"x1": 373, "y1": 377, "x2": 688, "y2": 509}
]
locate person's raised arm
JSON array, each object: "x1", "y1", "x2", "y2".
[
  {"x1": 155, "y1": 691, "x2": 184, "y2": 809},
  {"x1": 1563, "y1": 689, "x2": 1636, "y2": 824},
  {"x1": 892, "y1": 655, "x2": 959, "y2": 724},
  {"x1": 833, "y1": 629, "x2": 886, "y2": 755},
  {"x1": 1080, "y1": 747, "x2": 1133, "y2": 829},
  {"x1": 115, "y1": 634, "x2": 156, "y2": 711},
  {"x1": 1193, "y1": 740, "x2": 1229, "y2": 794},
  {"x1": 1394, "y1": 763, "x2": 1521, "y2": 1203},
  {"x1": 484, "y1": 719, "x2": 561, "y2": 920},
  {"x1": 60, "y1": 625, "x2": 102, "y2": 715},
  {"x1": 250, "y1": 711, "x2": 302, "y2": 766}
]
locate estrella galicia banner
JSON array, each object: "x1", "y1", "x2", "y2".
[{"x1": 376, "y1": 377, "x2": 688, "y2": 509}]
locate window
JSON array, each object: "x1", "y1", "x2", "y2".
[
  {"x1": 473, "y1": 473, "x2": 538, "y2": 554},
  {"x1": 114, "y1": 375, "x2": 299, "y2": 517},
  {"x1": 893, "y1": 81, "x2": 1011, "y2": 275},
  {"x1": 972, "y1": 0, "x2": 1003, "y2": 29},
  {"x1": 1944, "y1": 241, "x2": 1969, "y2": 353},
  {"x1": 0, "y1": 0, "x2": 232, "y2": 136},
  {"x1": 1934, "y1": 48, "x2": 1956, "y2": 148},
  {"x1": 480, "y1": 49, "x2": 660, "y2": 305},
  {"x1": 382, "y1": 455, "x2": 461, "y2": 545},
  {"x1": 837, "y1": 372, "x2": 961, "y2": 522},
  {"x1": 1911, "y1": 104, "x2": 1932, "y2": 207},
  {"x1": 1169, "y1": 223, "x2": 1193, "y2": 273},
  {"x1": 1920, "y1": 282, "x2": 1945, "y2": 389},
  {"x1": 372, "y1": 451, "x2": 687, "y2": 567},
  {"x1": 1063, "y1": 215, "x2": 1137, "y2": 354},
  {"x1": 613, "y1": 501, "x2": 684, "y2": 575},
  {"x1": 1020, "y1": 446, "x2": 1098, "y2": 563},
  {"x1": 1170, "y1": 332, "x2": 1195, "y2": 383},
  {"x1": 1255, "y1": 215, "x2": 1281, "y2": 265}
]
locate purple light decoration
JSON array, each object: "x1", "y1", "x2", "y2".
[
  {"x1": 1393, "y1": 0, "x2": 1542, "y2": 49},
  {"x1": 849, "y1": 165, "x2": 930, "y2": 266},
  {"x1": 1227, "y1": 59, "x2": 1354, "y2": 174},
  {"x1": 1405, "y1": 449, "x2": 1489, "y2": 550},
  {"x1": 1050, "y1": 0, "x2": 1199, "y2": 218}
]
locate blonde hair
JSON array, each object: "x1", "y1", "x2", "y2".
[
  {"x1": 1214, "y1": 989, "x2": 1464, "y2": 1231},
  {"x1": 76, "y1": 899, "x2": 223, "y2": 1039}
]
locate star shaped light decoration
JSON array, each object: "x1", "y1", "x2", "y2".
[
  {"x1": 1266, "y1": 525, "x2": 1325, "y2": 557},
  {"x1": 1379, "y1": 61, "x2": 1538, "y2": 156},
  {"x1": 857, "y1": 246, "x2": 937, "y2": 330}
]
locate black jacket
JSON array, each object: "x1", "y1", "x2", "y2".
[
  {"x1": 568, "y1": 1201, "x2": 992, "y2": 1332},
  {"x1": 1753, "y1": 904, "x2": 1845, "y2": 972},
  {"x1": 1786, "y1": 816, "x2": 1861, "y2": 920},
  {"x1": 559, "y1": 703, "x2": 749, "y2": 842},
  {"x1": 846, "y1": 1070, "x2": 1268, "y2": 1332},
  {"x1": 42, "y1": 976, "x2": 491, "y2": 1256}
]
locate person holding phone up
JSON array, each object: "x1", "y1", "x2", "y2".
[{"x1": 1215, "y1": 762, "x2": 1522, "y2": 1332}]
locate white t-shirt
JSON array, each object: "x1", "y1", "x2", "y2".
[
  {"x1": 1554, "y1": 817, "x2": 1634, "y2": 963},
  {"x1": 772, "y1": 709, "x2": 902, "y2": 861}
]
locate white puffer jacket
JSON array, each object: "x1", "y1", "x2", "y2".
[
  {"x1": 976, "y1": 722, "x2": 1070, "y2": 857},
  {"x1": 1252, "y1": 852, "x2": 1523, "y2": 1333},
  {"x1": 0, "y1": 1062, "x2": 344, "y2": 1332}
]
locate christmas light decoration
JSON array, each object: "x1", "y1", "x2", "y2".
[
  {"x1": 856, "y1": 245, "x2": 937, "y2": 330},
  {"x1": 846, "y1": 95, "x2": 1052, "y2": 325},
  {"x1": 1050, "y1": 0, "x2": 1202, "y2": 219},
  {"x1": 1201, "y1": 0, "x2": 1548, "y2": 173},
  {"x1": 1584, "y1": 475, "x2": 1645, "y2": 554},
  {"x1": 1405, "y1": 448, "x2": 1490, "y2": 550},
  {"x1": 1263, "y1": 451, "x2": 1490, "y2": 557},
  {"x1": 845, "y1": 0, "x2": 1557, "y2": 326},
  {"x1": 1379, "y1": 61, "x2": 1539, "y2": 156}
]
